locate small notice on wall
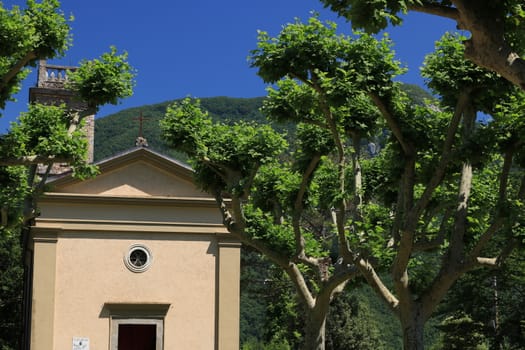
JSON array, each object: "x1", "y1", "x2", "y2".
[{"x1": 72, "y1": 337, "x2": 89, "y2": 350}]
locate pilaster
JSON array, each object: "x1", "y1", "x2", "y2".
[{"x1": 217, "y1": 240, "x2": 241, "y2": 350}]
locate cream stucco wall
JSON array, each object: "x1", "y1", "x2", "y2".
[
  {"x1": 30, "y1": 236, "x2": 57, "y2": 350},
  {"x1": 58, "y1": 161, "x2": 208, "y2": 198},
  {"x1": 51, "y1": 232, "x2": 218, "y2": 349}
]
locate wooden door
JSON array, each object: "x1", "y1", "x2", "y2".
[{"x1": 118, "y1": 324, "x2": 156, "y2": 350}]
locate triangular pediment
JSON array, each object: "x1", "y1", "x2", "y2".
[{"x1": 48, "y1": 148, "x2": 209, "y2": 198}]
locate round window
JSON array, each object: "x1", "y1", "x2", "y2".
[{"x1": 124, "y1": 244, "x2": 152, "y2": 273}]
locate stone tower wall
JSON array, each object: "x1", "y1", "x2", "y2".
[{"x1": 29, "y1": 60, "x2": 95, "y2": 170}]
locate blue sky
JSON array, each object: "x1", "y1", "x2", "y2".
[{"x1": 1, "y1": 0, "x2": 458, "y2": 133}]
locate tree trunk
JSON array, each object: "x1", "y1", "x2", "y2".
[
  {"x1": 402, "y1": 314, "x2": 425, "y2": 350},
  {"x1": 302, "y1": 306, "x2": 328, "y2": 350}
]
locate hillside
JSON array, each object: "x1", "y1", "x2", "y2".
[
  {"x1": 93, "y1": 85, "x2": 434, "y2": 162},
  {"x1": 93, "y1": 96, "x2": 265, "y2": 161}
]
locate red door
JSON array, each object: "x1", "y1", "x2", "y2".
[{"x1": 118, "y1": 324, "x2": 156, "y2": 350}]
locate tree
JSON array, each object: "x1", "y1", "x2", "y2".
[
  {"x1": 161, "y1": 16, "x2": 396, "y2": 349},
  {"x1": 318, "y1": 0, "x2": 525, "y2": 92},
  {"x1": 163, "y1": 16, "x2": 525, "y2": 350},
  {"x1": 161, "y1": 95, "x2": 359, "y2": 350},
  {"x1": 0, "y1": 0, "x2": 70, "y2": 110},
  {"x1": 0, "y1": 1, "x2": 135, "y2": 348},
  {"x1": 358, "y1": 30, "x2": 523, "y2": 350},
  {"x1": 0, "y1": 0, "x2": 135, "y2": 224}
]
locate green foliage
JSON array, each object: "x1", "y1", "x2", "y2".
[
  {"x1": 250, "y1": 16, "x2": 342, "y2": 84},
  {"x1": 5, "y1": 104, "x2": 85, "y2": 160},
  {"x1": 251, "y1": 11, "x2": 525, "y2": 350},
  {"x1": 264, "y1": 272, "x2": 303, "y2": 349},
  {"x1": 318, "y1": 0, "x2": 525, "y2": 95},
  {"x1": 251, "y1": 163, "x2": 302, "y2": 214},
  {"x1": 250, "y1": 15, "x2": 405, "y2": 98},
  {"x1": 491, "y1": 89, "x2": 525, "y2": 157},
  {"x1": 262, "y1": 79, "x2": 325, "y2": 126},
  {"x1": 421, "y1": 33, "x2": 514, "y2": 111},
  {"x1": 244, "y1": 205, "x2": 296, "y2": 257},
  {"x1": 320, "y1": 0, "x2": 408, "y2": 33},
  {"x1": 0, "y1": 0, "x2": 71, "y2": 109},
  {"x1": 161, "y1": 97, "x2": 287, "y2": 195},
  {"x1": 67, "y1": 46, "x2": 136, "y2": 109},
  {"x1": 242, "y1": 338, "x2": 292, "y2": 350},
  {"x1": 326, "y1": 290, "x2": 386, "y2": 350},
  {"x1": 361, "y1": 145, "x2": 401, "y2": 205},
  {"x1": 94, "y1": 87, "x2": 424, "y2": 164},
  {"x1": 0, "y1": 166, "x2": 27, "y2": 228},
  {"x1": 240, "y1": 249, "x2": 273, "y2": 345},
  {"x1": 0, "y1": 227, "x2": 23, "y2": 350},
  {"x1": 436, "y1": 312, "x2": 488, "y2": 350},
  {"x1": 0, "y1": 103, "x2": 98, "y2": 179},
  {"x1": 347, "y1": 202, "x2": 395, "y2": 262},
  {"x1": 160, "y1": 98, "x2": 213, "y2": 156},
  {"x1": 240, "y1": 249, "x2": 303, "y2": 349},
  {"x1": 438, "y1": 251, "x2": 525, "y2": 349}
]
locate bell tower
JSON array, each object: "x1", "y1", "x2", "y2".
[{"x1": 29, "y1": 60, "x2": 95, "y2": 166}]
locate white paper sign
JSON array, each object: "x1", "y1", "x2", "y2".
[{"x1": 72, "y1": 337, "x2": 89, "y2": 350}]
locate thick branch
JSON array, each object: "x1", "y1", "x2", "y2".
[
  {"x1": 449, "y1": 161, "x2": 472, "y2": 260},
  {"x1": 465, "y1": 239, "x2": 518, "y2": 271},
  {"x1": 1, "y1": 51, "x2": 37, "y2": 89},
  {"x1": 351, "y1": 134, "x2": 363, "y2": 212},
  {"x1": 414, "y1": 209, "x2": 452, "y2": 252},
  {"x1": 420, "y1": 262, "x2": 464, "y2": 320},
  {"x1": 468, "y1": 217, "x2": 505, "y2": 262},
  {"x1": 497, "y1": 147, "x2": 514, "y2": 205},
  {"x1": 474, "y1": 257, "x2": 498, "y2": 267},
  {"x1": 411, "y1": 90, "x2": 470, "y2": 219},
  {"x1": 293, "y1": 155, "x2": 322, "y2": 267},
  {"x1": 392, "y1": 156, "x2": 416, "y2": 282},
  {"x1": 409, "y1": 1, "x2": 525, "y2": 90},
  {"x1": 408, "y1": 3, "x2": 459, "y2": 21},
  {"x1": 449, "y1": 101, "x2": 476, "y2": 264},
  {"x1": 286, "y1": 263, "x2": 316, "y2": 309},
  {"x1": 216, "y1": 184, "x2": 317, "y2": 308},
  {"x1": 323, "y1": 264, "x2": 360, "y2": 296},
  {"x1": 452, "y1": 0, "x2": 525, "y2": 90},
  {"x1": 413, "y1": 237, "x2": 444, "y2": 252},
  {"x1": 358, "y1": 258, "x2": 399, "y2": 314},
  {"x1": 369, "y1": 92, "x2": 413, "y2": 156}
]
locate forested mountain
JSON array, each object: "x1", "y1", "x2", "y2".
[
  {"x1": 94, "y1": 85, "x2": 433, "y2": 162},
  {"x1": 94, "y1": 96, "x2": 266, "y2": 161}
]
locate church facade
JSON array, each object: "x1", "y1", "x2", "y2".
[{"x1": 28, "y1": 147, "x2": 241, "y2": 349}]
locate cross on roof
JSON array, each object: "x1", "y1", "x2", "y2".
[
  {"x1": 133, "y1": 111, "x2": 150, "y2": 147},
  {"x1": 133, "y1": 111, "x2": 150, "y2": 138}
]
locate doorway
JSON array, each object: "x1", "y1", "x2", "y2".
[
  {"x1": 118, "y1": 324, "x2": 156, "y2": 350},
  {"x1": 110, "y1": 317, "x2": 164, "y2": 350}
]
